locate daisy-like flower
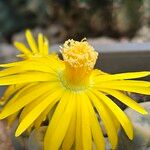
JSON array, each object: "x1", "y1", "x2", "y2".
[{"x1": 0, "y1": 34, "x2": 150, "y2": 150}]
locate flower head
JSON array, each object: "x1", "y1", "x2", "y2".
[
  {"x1": 0, "y1": 32, "x2": 150, "y2": 150},
  {"x1": 61, "y1": 39, "x2": 98, "y2": 70}
]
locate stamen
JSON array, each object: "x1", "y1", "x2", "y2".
[
  {"x1": 60, "y1": 39, "x2": 98, "y2": 87},
  {"x1": 61, "y1": 39, "x2": 98, "y2": 71}
]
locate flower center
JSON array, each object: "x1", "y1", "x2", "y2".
[{"x1": 60, "y1": 39, "x2": 98, "y2": 89}]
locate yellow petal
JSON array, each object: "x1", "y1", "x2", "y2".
[
  {"x1": 75, "y1": 93, "x2": 82, "y2": 150},
  {"x1": 0, "y1": 62, "x2": 57, "y2": 77},
  {"x1": 62, "y1": 97, "x2": 76, "y2": 150},
  {"x1": 97, "y1": 80, "x2": 150, "y2": 87},
  {"x1": 43, "y1": 37, "x2": 49, "y2": 55},
  {"x1": 0, "y1": 72, "x2": 56, "y2": 85},
  {"x1": 0, "y1": 60, "x2": 29, "y2": 68},
  {"x1": 44, "y1": 90, "x2": 74, "y2": 150},
  {"x1": 34, "y1": 103, "x2": 55, "y2": 129},
  {"x1": 92, "y1": 90, "x2": 133, "y2": 140},
  {"x1": 101, "y1": 89, "x2": 148, "y2": 114},
  {"x1": 86, "y1": 92, "x2": 105, "y2": 150},
  {"x1": 44, "y1": 91, "x2": 71, "y2": 150},
  {"x1": 0, "y1": 57, "x2": 61, "y2": 76},
  {"x1": 5, "y1": 83, "x2": 37, "y2": 107},
  {"x1": 97, "y1": 85, "x2": 150, "y2": 95},
  {"x1": 25, "y1": 30, "x2": 38, "y2": 53},
  {"x1": 19, "y1": 93, "x2": 49, "y2": 122},
  {"x1": 87, "y1": 91, "x2": 118, "y2": 149},
  {"x1": 95, "y1": 72, "x2": 150, "y2": 82},
  {"x1": 15, "y1": 88, "x2": 63, "y2": 136},
  {"x1": 80, "y1": 93, "x2": 92, "y2": 150},
  {"x1": 14, "y1": 42, "x2": 31, "y2": 55},
  {"x1": 38, "y1": 33, "x2": 44, "y2": 54},
  {"x1": 103, "y1": 103, "x2": 120, "y2": 132},
  {"x1": 0, "y1": 83, "x2": 57, "y2": 119}
]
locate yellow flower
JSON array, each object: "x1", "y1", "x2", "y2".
[{"x1": 0, "y1": 32, "x2": 150, "y2": 150}]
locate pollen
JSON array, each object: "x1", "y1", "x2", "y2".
[{"x1": 61, "y1": 39, "x2": 98, "y2": 70}]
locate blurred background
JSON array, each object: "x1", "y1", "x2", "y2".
[{"x1": 0, "y1": 0, "x2": 149, "y2": 44}]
